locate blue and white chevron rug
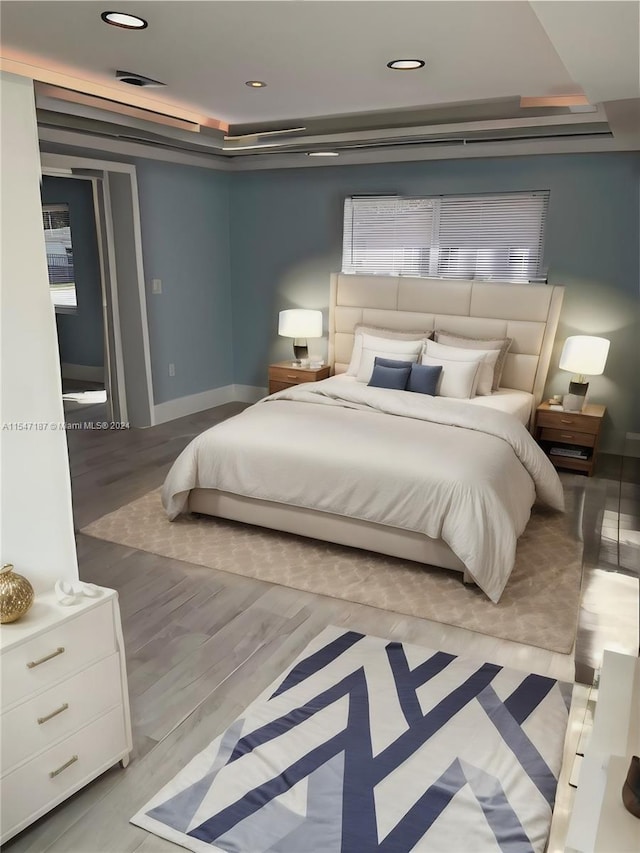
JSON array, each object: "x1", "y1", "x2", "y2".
[{"x1": 132, "y1": 627, "x2": 571, "y2": 853}]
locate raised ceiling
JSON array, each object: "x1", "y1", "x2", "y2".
[{"x1": 1, "y1": 0, "x2": 638, "y2": 167}]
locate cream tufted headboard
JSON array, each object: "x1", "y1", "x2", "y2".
[{"x1": 328, "y1": 274, "x2": 564, "y2": 417}]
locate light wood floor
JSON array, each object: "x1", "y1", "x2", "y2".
[{"x1": 5, "y1": 406, "x2": 639, "y2": 853}]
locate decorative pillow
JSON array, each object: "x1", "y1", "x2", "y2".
[
  {"x1": 406, "y1": 363, "x2": 442, "y2": 396},
  {"x1": 423, "y1": 339, "x2": 499, "y2": 396},
  {"x1": 434, "y1": 330, "x2": 513, "y2": 390},
  {"x1": 374, "y1": 356, "x2": 414, "y2": 370},
  {"x1": 356, "y1": 334, "x2": 424, "y2": 383},
  {"x1": 368, "y1": 363, "x2": 411, "y2": 391},
  {"x1": 421, "y1": 353, "x2": 483, "y2": 399},
  {"x1": 346, "y1": 324, "x2": 432, "y2": 376}
]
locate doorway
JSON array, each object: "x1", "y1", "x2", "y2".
[
  {"x1": 40, "y1": 154, "x2": 155, "y2": 429},
  {"x1": 41, "y1": 174, "x2": 109, "y2": 424}
]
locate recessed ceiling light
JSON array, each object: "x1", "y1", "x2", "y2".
[
  {"x1": 307, "y1": 152, "x2": 340, "y2": 157},
  {"x1": 245, "y1": 80, "x2": 267, "y2": 88},
  {"x1": 101, "y1": 11, "x2": 148, "y2": 29},
  {"x1": 387, "y1": 59, "x2": 425, "y2": 70}
]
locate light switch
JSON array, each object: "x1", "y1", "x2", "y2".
[{"x1": 152, "y1": 279, "x2": 162, "y2": 294}]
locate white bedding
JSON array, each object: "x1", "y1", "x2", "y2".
[
  {"x1": 162, "y1": 377, "x2": 563, "y2": 603},
  {"x1": 336, "y1": 374, "x2": 534, "y2": 424},
  {"x1": 454, "y1": 388, "x2": 534, "y2": 424}
]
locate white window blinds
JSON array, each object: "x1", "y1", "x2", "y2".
[
  {"x1": 342, "y1": 191, "x2": 549, "y2": 282},
  {"x1": 342, "y1": 197, "x2": 434, "y2": 277}
]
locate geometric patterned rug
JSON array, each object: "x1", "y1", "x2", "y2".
[
  {"x1": 131, "y1": 626, "x2": 571, "y2": 852},
  {"x1": 82, "y1": 490, "x2": 583, "y2": 654}
]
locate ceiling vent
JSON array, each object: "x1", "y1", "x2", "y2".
[{"x1": 115, "y1": 70, "x2": 166, "y2": 88}]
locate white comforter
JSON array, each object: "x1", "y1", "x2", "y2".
[{"x1": 162, "y1": 378, "x2": 564, "y2": 603}]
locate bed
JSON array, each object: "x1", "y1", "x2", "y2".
[{"x1": 163, "y1": 274, "x2": 565, "y2": 603}]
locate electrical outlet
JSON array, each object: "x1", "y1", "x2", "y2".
[
  {"x1": 152, "y1": 279, "x2": 162, "y2": 294},
  {"x1": 168, "y1": 363, "x2": 175, "y2": 377}
]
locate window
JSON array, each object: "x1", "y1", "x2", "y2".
[
  {"x1": 42, "y1": 204, "x2": 77, "y2": 310},
  {"x1": 342, "y1": 192, "x2": 549, "y2": 283}
]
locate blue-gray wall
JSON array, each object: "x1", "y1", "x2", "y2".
[
  {"x1": 134, "y1": 160, "x2": 233, "y2": 405},
  {"x1": 40, "y1": 145, "x2": 639, "y2": 451},
  {"x1": 230, "y1": 153, "x2": 640, "y2": 452},
  {"x1": 41, "y1": 175, "x2": 104, "y2": 369}
]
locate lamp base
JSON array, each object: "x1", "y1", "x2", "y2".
[
  {"x1": 563, "y1": 380, "x2": 589, "y2": 412},
  {"x1": 293, "y1": 339, "x2": 308, "y2": 364}
]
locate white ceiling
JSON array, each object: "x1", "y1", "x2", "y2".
[{"x1": 1, "y1": 0, "x2": 638, "y2": 126}]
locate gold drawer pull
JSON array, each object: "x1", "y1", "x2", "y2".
[
  {"x1": 286, "y1": 374, "x2": 298, "y2": 379},
  {"x1": 561, "y1": 434, "x2": 575, "y2": 439},
  {"x1": 27, "y1": 647, "x2": 65, "y2": 669},
  {"x1": 49, "y1": 754, "x2": 78, "y2": 779},
  {"x1": 38, "y1": 702, "x2": 69, "y2": 725},
  {"x1": 560, "y1": 418, "x2": 574, "y2": 424}
]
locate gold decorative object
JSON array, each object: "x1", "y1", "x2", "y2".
[{"x1": 0, "y1": 564, "x2": 34, "y2": 623}]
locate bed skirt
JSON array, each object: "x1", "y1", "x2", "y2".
[{"x1": 188, "y1": 488, "x2": 471, "y2": 582}]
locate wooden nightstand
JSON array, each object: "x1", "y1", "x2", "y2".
[
  {"x1": 268, "y1": 362, "x2": 331, "y2": 395},
  {"x1": 534, "y1": 401, "x2": 606, "y2": 476}
]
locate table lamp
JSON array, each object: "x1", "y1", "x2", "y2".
[
  {"x1": 559, "y1": 335, "x2": 610, "y2": 411},
  {"x1": 278, "y1": 309, "x2": 323, "y2": 364}
]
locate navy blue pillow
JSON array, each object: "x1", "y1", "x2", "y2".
[
  {"x1": 374, "y1": 356, "x2": 414, "y2": 370},
  {"x1": 368, "y1": 363, "x2": 411, "y2": 391},
  {"x1": 406, "y1": 363, "x2": 442, "y2": 396}
]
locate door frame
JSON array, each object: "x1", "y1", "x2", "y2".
[{"x1": 40, "y1": 153, "x2": 155, "y2": 426}]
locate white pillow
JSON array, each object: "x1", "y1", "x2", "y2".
[
  {"x1": 346, "y1": 325, "x2": 431, "y2": 376},
  {"x1": 434, "y1": 330, "x2": 512, "y2": 390},
  {"x1": 421, "y1": 354, "x2": 483, "y2": 399},
  {"x1": 356, "y1": 334, "x2": 424, "y2": 383},
  {"x1": 423, "y1": 339, "x2": 499, "y2": 396}
]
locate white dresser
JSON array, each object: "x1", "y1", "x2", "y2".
[
  {"x1": 0, "y1": 587, "x2": 132, "y2": 844},
  {"x1": 565, "y1": 651, "x2": 640, "y2": 853}
]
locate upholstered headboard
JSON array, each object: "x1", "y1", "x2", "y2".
[{"x1": 328, "y1": 274, "x2": 564, "y2": 413}]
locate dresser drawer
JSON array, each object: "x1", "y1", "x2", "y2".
[
  {"x1": 1, "y1": 705, "x2": 127, "y2": 843},
  {"x1": 536, "y1": 411, "x2": 600, "y2": 434},
  {"x1": 1, "y1": 653, "x2": 122, "y2": 773},
  {"x1": 540, "y1": 427, "x2": 597, "y2": 448},
  {"x1": 1, "y1": 603, "x2": 116, "y2": 708}
]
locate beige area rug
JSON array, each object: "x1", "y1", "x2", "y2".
[{"x1": 82, "y1": 490, "x2": 582, "y2": 653}]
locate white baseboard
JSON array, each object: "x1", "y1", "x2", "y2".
[
  {"x1": 152, "y1": 385, "x2": 267, "y2": 426},
  {"x1": 233, "y1": 384, "x2": 268, "y2": 404},
  {"x1": 61, "y1": 363, "x2": 104, "y2": 382}
]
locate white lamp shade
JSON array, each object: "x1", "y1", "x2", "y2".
[
  {"x1": 559, "y1": 335, "x2": 610, "y2": 375},
  {"x1": 278, "y1": 309, "x2": 323, "y2": 339}
]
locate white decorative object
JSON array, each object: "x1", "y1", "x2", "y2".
[
  {"x1": 0, "y1": 586, "x2": 132, "y2": 844},
  {"x1": 54, "y1": 579, "x2": 102, "y2": 606}
]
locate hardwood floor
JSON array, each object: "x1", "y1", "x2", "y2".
[{"x1": 5, "y1": 407, "x2": 639, "y2": 853}]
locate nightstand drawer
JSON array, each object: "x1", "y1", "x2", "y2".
[
  {"x1": 269, "y1": 366, "x2": 323, "y2": 384},
  {"x1": 269, "y1": 380, "x2": 294, "y2": 394},
  {"x1": 536, "y1": 411, "x2": 601, "y2": 434},
  {"x1": 540, "y1": 427, "x2": 596, "y2": 448}
]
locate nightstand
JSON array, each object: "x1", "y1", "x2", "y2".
[
  {"x1": 535, "y1": 401, "x2": 606, "y2": 476},
  {"x1": 268, "y1": 362, "x2": 331, "y2": 394}
]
